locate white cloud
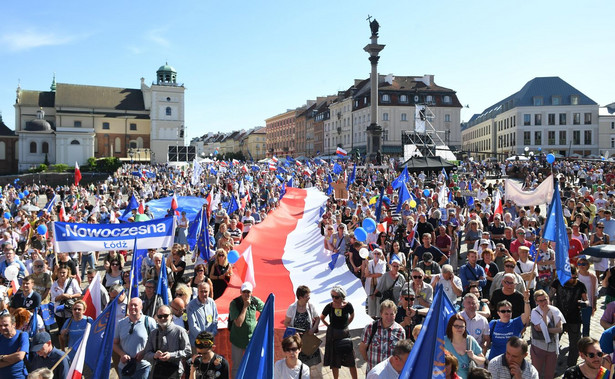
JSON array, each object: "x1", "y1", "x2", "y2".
[
  {"x1": 0, "y1": 29, "x2": 81, "y2": 52},
  {"x1": 147, "y1": 28, "x2": 170, "y2": 47}
]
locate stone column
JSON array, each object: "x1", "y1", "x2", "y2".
[{"x1": 364, "y1": 27, "x2": 385, "y2": 164}]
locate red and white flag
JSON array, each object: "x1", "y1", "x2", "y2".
[
  {"x1": 109, "y1": 208, "x2": 117, "y2": 223},
  {"x1": 215, "y1": 187, "x2": 372, "y2": 329},
  {"x1": 71, "y1": 198, "x2": 79, "y2": 211},
  {"x1": 82, "y1": 272, "x2": 103, "y2": 319},
  {"x1": 67, "y1": 322, "x2": 91, "y2": 379},
  {"x1": 74, "y1": 162, "x2": 82, "y2": 186},
  {"x1": 171, "y1": 194, "x2": 179, "y2": 216},
  {"x1": 268, "y1": 162, "x2": 276, "y2": 171},
  {"x1": 205, "y1": 191, "x2": 213, "y2": 219},
  {"x1": 59, "y1": 203, "x2": 67, "y2": 222},
  {"x1": 271, "y1": 156, "x2": 278, "y2": 164},
  {"x1": 493, "y1": 190, "x2": 503, "y2": 216},
  {"x1": 336, "y1": 147, "x2": 347, "y2": 156},
  {"x1": 295, "y1": 161, "x2": 302, "y2": 167},
  {"x1": 138, "y1": 200, "x2": 145, "y2": 214}
]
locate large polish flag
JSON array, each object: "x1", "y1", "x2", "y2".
[
  {"x1": 215, "y1": 187, "x2": 372, "y2": 329},
  {"x1": 67, "y1": 322, "x2": 91, "y2": 379},
  {"x1": 82, "y1": 273, "x2": 103, "y2": 319}
]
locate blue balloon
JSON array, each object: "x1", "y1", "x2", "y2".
[
  {"x1": 546, "y1": 154, "x2": 555, "y2": 164},
  {"x1": 228, "y1": 250, "x2": 240, "y2": 264},
  {"x1": 362, "y1": 218, "x2": 377, "y2": 233},
  {"x1": 537, "y1": 147, "x2": 542, "y2": 151},
  {"x1": 37, "y1": 224, "x2": 47, "y2": 235},
  {"x1": 23, "y1": 190, "x2": 29, "y2": 196},
  {"x1": 18, "y1": 193, "x2": 24, "y2": 200},
  {"x1": 423, "y1": 189, "x2": 431, "y2": 197},
  {"x1": 354, "y1": 227, "x2": 367, "y2": 242},
  {"x1": 14, "y1": 199, "x2": 20, "y2": 205},
  {"x1": 3, "y1": 212, "x2": 10, "y2": 219}
]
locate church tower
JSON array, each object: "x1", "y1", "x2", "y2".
[{"x1": 142, "y1": 63, "x2": 185, "y2": 163}]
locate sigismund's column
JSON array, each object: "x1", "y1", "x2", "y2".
[{"x1": 364, "y1": 17, "x2": 385, "y2": 164}]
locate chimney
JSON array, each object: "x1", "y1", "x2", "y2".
[{"x1": 421, "y1": 74, "x2": 434, "y2": 86}]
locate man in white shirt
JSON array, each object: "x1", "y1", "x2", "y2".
[
  {"x1": 460, "y1": 293, "x2": 490, "y2": 355},
  {"x1": 366, "y1": 339, "x2": 413, "y2": 378},
  {"x1": 430, "y1": 265, "x2": 463, "y2": 304}
]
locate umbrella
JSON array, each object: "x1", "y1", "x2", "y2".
[
  {"x1": 21, "y1": 204, "x2": 41, "y2": 212},
  {"x1": 581, "y1": 245, "x2": 615, "y2": 259},
  {"x1": 134, "y1": 214, "x2": 151, "y2": 222}
]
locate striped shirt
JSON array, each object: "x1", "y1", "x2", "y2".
[{"x1": 361, "y1": 320, "x2": 406, "y2": 372}]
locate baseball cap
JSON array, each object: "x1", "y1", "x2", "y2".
[
  {"x1": 401, "y1": 287, "x2": 415, "y2": 297},
  {"x1": 241, "y1": 282, "x2": 253, "y2": 292},
  {"x1": 30, "y1": 331, "x2": 51, "y2": 352},
  {"x1": 480, "y1": 239, "x2": 489, "y2": 245},
  {"x1": 422, "y1": 252, "x2": 433, "y2": 263}
]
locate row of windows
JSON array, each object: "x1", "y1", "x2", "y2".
[
  {"x1": 29, "y1": 140, "x2": 79, "y2": 154},
  {"x1": 532, "y1": 95, "x2": 579, "y2": 106},
  {"x1": 380, "y1": 94, "x2": 452, "y2": 105},
  {"x1": 522, "y1": 130, "x2": 592, "y2": 145},
  {"x1": 496, "y1": 116, "x2": 517, "y2": 132},
  {"x1": 464, "y1": 125, "x2": 492, "y2": 142},
  {"x1": 497, "y1": 133, "x2": 516, "y2": 149},
  {"x1": 74, "y1": 121, "x2": 138, "y2": 130},
  {"x1": 468, "y1": 139, "x2": 491, "y2": 152},
  {"x1": 523, "y1": 112, "x2": 592, "y2": 126}
]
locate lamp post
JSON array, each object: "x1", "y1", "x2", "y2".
[
  {"x1": 364, "y1": 16, "x2": 385, "y2": 165},
  {"x1": 128, "y1": 148, "x2": 134, "y2": 164}
]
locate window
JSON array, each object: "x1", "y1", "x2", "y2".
[
  {"x1": 584, "y1": 130, "x2": 592, "y2": 144},
  {"x1": 612, "y1": 137, "x2": 615, "y2": 148},
  {"x1": 444, "y1": 114, "x2": 451, "y2": 122},
  {"x1": 102, "y1": 122, "x2": 110, "y2": 130},
  {"x1": 166, "y1": 97, "x2": 171, "y2": 102},
  {"x1": 398, "y1": 94, "x2": 408, "y2": 103},
  {"x1": 559, "y1": 113, "x2": 566, "y2": 125},
  {"x1": 401, "y1": 113, "x2": 407, "y2": 121},
  {"x1": 443, "y1": 95, "x2": 452, "y2": 104},
  {"x1": 571, "y1": 95, "x2": 579, "y2": 105},
  {"x1": 573, "y1": 130, "x2": 581, "y2": 145},
  {"x1": 426, "y1": 95, "x2": 434, "y2": 104},
  {"x1": 552, "y1": 96, "x2": 561, "y2": 105},
  {"x1": 573, "y1": 113, "x2": 580, "y2": 125},
  {"x1": 559, "y1": 131, "x2": 566, "y2": 145},
  {"x1": 74, "y1": 121, "x2": 82, "y2": 127},
  {"x1": 584, "y1": 113, "x2": 592, "y2": 124},
  {"x1": 524, "y1": 131, "x2": 531, "y2": 145},
  {"x1": 29, "y1": 142, "x2": 37, "y2": 153},
  {"x1": 383, "y1": 130, "x2": 389, "y2": 141},
  {"x1": 166, "y1": 107, "x2": 172, "y2": 116},
  {"x1": 114, "y1": 137, "x2": 121, "y2": 153},
  {"x1": 612, "y1": 122, "x2": 615, "y2": 130},
  {"x1": 548, "y1": 131, "x2": 556, "y2": 145},
  {"x1": 548, "y1": 114, "x2": 555, "y2": 125},
  {"x1": 130, "y1": 123, "x2": 137, "y2": 131},
  {"x1": 381, "y1": 94, "x2": 390, "y2": 103},
  {"x1": 534, "y1": 131, "x2": 542, "y2": 145},
  {"x1": 382, "y1": 113, "x2": 389, "y2": 121},
  {"x1": 535, "y1": 114, "x2": 542, "y2": 126},
  {"x1": 533, "y1": 96, "x2": 543, "y2": 106},
  {"x1": 524, "y1": 114, "x2": 531, "y2": 126},
  {"x1": 42, "y1": 142, "x2": 49, "y2": 153}
]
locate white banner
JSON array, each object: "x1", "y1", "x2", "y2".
[
  {"x1": 53, "y1": 217, "x2": 176, "y2": 253},
  {"x1": 504, "y1": 175, "x2": 554, "y2": 206}
]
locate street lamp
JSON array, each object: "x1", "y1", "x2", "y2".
[{"x1": 128, "y1": 148, "x2": 135, "y2": 164}]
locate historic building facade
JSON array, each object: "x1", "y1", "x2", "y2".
[{"x1": 14, "y1": 64, "x2": 184, "y2": 171}]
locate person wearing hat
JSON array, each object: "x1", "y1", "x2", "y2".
[
  {"x1": 27, "y1": 331, "x2": 70, "y2": 379},
  {"x1": 416, "y1": 252, "x2": 441, "y2": 284},
  {"x1": 228, "y1": 281, "x2": 264, "y2": 378},
  {"x1": 395, "y1": 287, "x2": 418, "y2": 338},
  {"x1": 190, "y1": 331, "x2": 229, "y2": 379}
]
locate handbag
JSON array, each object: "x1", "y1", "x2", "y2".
[
  {"x1": 466, "y1": 336, "x2": 477, "y2": 370},
  {"x1": 379, "y1": 275, "x2": 400, "y2": 304}
]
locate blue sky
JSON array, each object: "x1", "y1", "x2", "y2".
[{"x1": 1, "y1": 1, "x2": 613, "y2": 142}]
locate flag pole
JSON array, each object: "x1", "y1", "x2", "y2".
[{"x1": 51, "y1": 347, "x2": 73, "y2": 371}]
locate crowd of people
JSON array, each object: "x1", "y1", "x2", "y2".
[{"x1": 0, "y1": 156, "x2": 615, "y2": 378}]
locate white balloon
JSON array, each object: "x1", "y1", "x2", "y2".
[
  {"x1": 359, "y1": 248, "x2": 369, "y2": 259},
  {"x1": 4, "y1": 264, "x2": 18, "y2": 281}
]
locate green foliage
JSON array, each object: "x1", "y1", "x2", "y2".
[
  {"x1": 95, "y1": 157, "x2": 121, "y2": 173},
  {"x1": 52, "y1": 164, "x2": 69, "y2": 173},
  {"x1": 87, "y1": 157, "x2": 97, "y2": 170},
  {"x1": 224, "y1": 151, "x2": 246, "y2": 161},
  {"x1": 28, "y1": 164, "x2": 47, "y2": 173}
]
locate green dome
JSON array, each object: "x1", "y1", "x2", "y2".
[{"x1": 157, "y1": 63, "x2": 176, "y2": 73}]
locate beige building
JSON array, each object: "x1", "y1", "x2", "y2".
[
  {"x1": 599, "y1": 103, "x2": 615, "y2": 157},
  {"x1": 462, "y1": 77, "x2": 599, "y2": 160},
  {"x1": 240, "y1": 127, "x2": 267, "y2": 160}
]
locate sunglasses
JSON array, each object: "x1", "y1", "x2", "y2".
[
  {"x1": 403, "y1": 297, "x2": 415, "y2": 301},
  {"x1": 586, "y1": 351, "x2": 605, "y2": 358},
  {"x1": 578, "y1": 262, "x2": 588, "y2": 266},
  {"x1": 498, "y1": 309, "x2": 512, "y2": 314},
  {"x1": 157, "y1": 314, "x2": 170, "y2": 319},
  {"x1": 598, "y1": 226, "x2": 605, "y2": 229},
  {"x1": 505, "y1": 265, "x2": 515, "y2": 269},
  {"x1": 195, "y1": 338, "x2": 214, "y2": 348},
  {"x1": 34, "y1": 264, "x2": 44, "y2": 268},
  {"x1": 331, "y1": 295, "x2": 341, "y2": 300},
  {"x1": 111, "y1": 263, "x2": 120, "y2": 266},
  {"x1": 284, "y1": 347, "x2": 300, "y2": 352},
  {"x1": 196, "y1": 269, "x2": 205, "y2": 272},
  {"x1": 412, "y1": 276, "x2": 423, "y2": 279}
]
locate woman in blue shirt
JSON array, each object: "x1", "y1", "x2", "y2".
[
  {"x1": 487, "y1": 292, "x2": 531, "y2": 360},
  {"x1": 444, "y1": 313, "x2": 485, "y2": 379}
]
